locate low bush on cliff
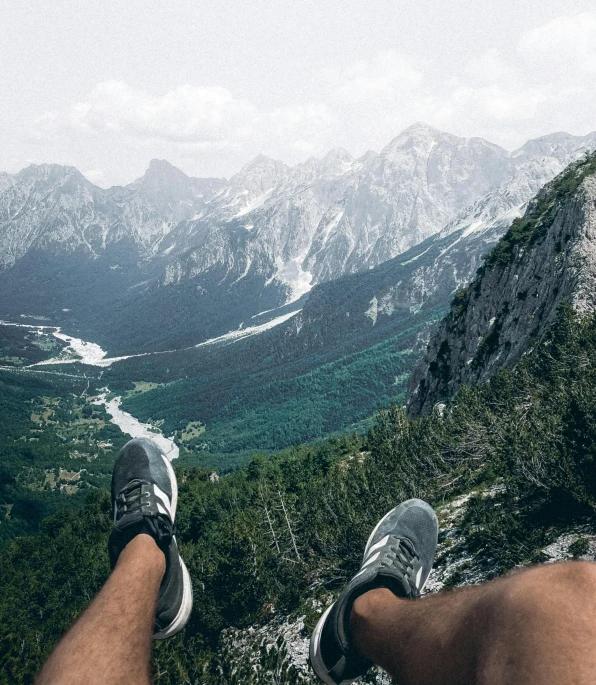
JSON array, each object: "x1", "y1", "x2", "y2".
[{"x1": 484, "y1": 150, "x2": 596, "y2": 270}]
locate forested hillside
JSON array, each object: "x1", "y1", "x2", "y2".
[
  {"x1": 110, "y1": 299, "x2": 446, "y2": 470},
  {"x1": 2, "y1": 305, "x2": 596, "y2": 683},
  {"x1": 3, "y1": 152, "x2": 596, "y2": 684}
]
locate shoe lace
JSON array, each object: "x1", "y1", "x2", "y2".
[
  {"x1": 114, "y1": 478, "x2": 175, "y2": 549},
  {"x1": 381, "y1": 536, "x2": 420, "y2": 592},
  {"x1": 115, "y1": 478, "x2": 152, "y2": 517}
]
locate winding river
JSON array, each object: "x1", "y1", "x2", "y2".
[
  {"x1": 0, "y1": 320, "x2": 179, "y2": 461},
  {"x1": 92, "y1": 393, "x2": 179, "y2": 461},
  {"x1": 1, "y1": 308, "x2": 300, "y2": 462}
]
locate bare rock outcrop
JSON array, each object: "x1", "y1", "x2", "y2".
[{"x1": 407, "y1": 153, "x2": 596, "y2": 417}]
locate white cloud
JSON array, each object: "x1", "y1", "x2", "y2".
[
  {"x1": 46, "y1": 81, "x2": 258, "y2": 144},
  {"x1": 35, "y1": 81, "x2": 336, "y2": 178},
  {"x1": 322, "y1": 12, "x2": 596, "y2": 152},
  {"x1": 464, "y1": 48, "x2": 513, "y2": 83},
  {"x1": 520, "y1": 11, "x2": 596, "y2": 73},
  {"x1": 27, "y1": 11, "x2": 596, "y2": 183},
  {"x1": 447, "y1": 85, "x2": 548, "y2": 122}
]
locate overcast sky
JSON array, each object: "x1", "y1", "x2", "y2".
[{"x1": 1, "y1": 0, "x2": 595, "y2": 186}]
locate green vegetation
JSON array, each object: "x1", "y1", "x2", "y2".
[
  {"x1": 0, "y1": 369, "x2": 129, "y2": 544},
  {"x1": 450, "y1": 286, "x2": 469, "y2": 317},
  {"x1": 0, "y1": 326, "x2": 65, "y2": 366},
  {"x1": 117, "y1": 307, "x2": 446, "y2": 470},
  {"x1": 178, "y1": 421, "x2": 205, "y2": 442},
  {"x1": 123, "y1": 381, "x2": 168, "y2": 399},
  {"x1": 2, "y1": 304, "x2": 596, "y2": 682},
  {"x1": 569, "y1": 537, "x2": 590, "y2": 558}
]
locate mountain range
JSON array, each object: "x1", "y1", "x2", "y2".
[
  {"x1": 2, "y1": 124, "x2": 596, "y2": 465},
  {"x1": 2, "y1": 124, "x2": 595, "y2": 357}
]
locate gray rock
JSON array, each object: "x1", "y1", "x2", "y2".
[{"x1": 407, "y1": 159, "x2": 596, "y2": 417}]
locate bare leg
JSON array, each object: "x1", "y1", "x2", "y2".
[
  {"x1": 36, "y1": 534, "x2": 165, "y2": 685},
  {"x1": 351, "y1": 561, "x2": 596, "y2": 685}
]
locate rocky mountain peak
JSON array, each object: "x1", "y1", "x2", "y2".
[
  {"x1": 126, "y1": 159, "x2": 197, "y2": 203},
  {"x1": 513, "y1": 131, "x2": 596, "y2": 166},
  {"x1": 321, "y1": 147, "x2": 353, "y2": 165},
  {"x1": 357, "y1": 150, "x2": 378, "y2": 162},
  {"x1": 140, "y1": 159, "x2": 192, "y2": 185},
  {"x1": 400, "y1": 121, "x2": 444, "y2": 137},
  {"x1": 384, "y1": 122, "x2": 469, "y2": 153},
  {"x1": 235, "y1": 154, "x2": 288, "y2": 177},
  {"x1": 16, "y1": 163, "x2": 89, "y2": 188},
  {"x1": 231, "y1": 154, "x2": 290, "y2": 200},
  {"x1": 407, "y1": 152, "x2": 596, "y2": 418}
]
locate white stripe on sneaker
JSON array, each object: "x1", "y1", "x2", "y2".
[
  {"x1": 161, "y1": 454, "x2": 178, "y2": 519},
  {"x1": 365, "y1": 535, "x2": 390, "y2": 558},
  {"x1": 361, "y1": 551, "x2": 380, "y2": 569},
  {"x1": 153, "y1": 485, "x2": 172, "y2": 517}
]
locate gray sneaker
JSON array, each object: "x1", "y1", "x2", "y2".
[
  {"x1": 309, "y1": 499, "x2": 438, "y2": 685},
  {"x1": 108, "y1": 438, "x2": 193, "y2": 639}
]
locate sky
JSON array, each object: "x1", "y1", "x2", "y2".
[{"x1": 1, "y1": 0, "x2": 595, "y2": 186}]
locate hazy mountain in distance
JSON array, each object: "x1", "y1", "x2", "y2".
[{"x1": 0, "y1": 125, "x2": 594, "y2": 355}]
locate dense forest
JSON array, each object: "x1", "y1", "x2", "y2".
[
  {"x1": 110, "y1": 301, "x2": 446, "y2": 470},
  {"x1": 2, "y1": 304, "x2": 596, "y2": 683}
]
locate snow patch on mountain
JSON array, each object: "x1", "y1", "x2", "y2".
[
  {"x1": 233, "y1": 187, "x2": 275, "y2": 217},
  {"x1": 195, "y1": 310, "x2": 300, "y2": 348},
  {"x1": 275, "y1": 254, "x2": 313, "y2": 303}
]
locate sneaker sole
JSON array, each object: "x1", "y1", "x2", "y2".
[
  {"x1": 153, "y1": 555, "x2": 193, "y2": 640},
  {"x1": 310, "y1": 603, "x2": 358, "y2": 685},
  {"x1": 154, "y1": 449, "x2": 189, "y2": 640}
]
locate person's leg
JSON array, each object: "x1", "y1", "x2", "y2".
[
  {"x1": 36, "y1": 438, "x2": 193, "y2": 685},
  {"x1": 351, "y1": 560, "x2": 596, "y2": 685},
  {"x1": 36, "y1": 534, "x2": 165, "y2": 685}
]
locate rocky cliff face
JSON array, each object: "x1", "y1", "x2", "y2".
[{"x1": 407, "y1": 153, "x2": 596, "y2": 417}]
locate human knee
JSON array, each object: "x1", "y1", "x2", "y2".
[
  {"x1": 535, "y1": 560, "x2": 596, "y2": 594},
  {"x1": 351, "y1": 588, "x2": 397, "y2": 632},
  {"x1": 498, "y1": 561, "x2": 596, "y2": 617}
]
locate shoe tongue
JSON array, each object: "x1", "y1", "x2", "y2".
[{"x1": 108, "y1": 514, "x2": 174, "y2": 569}]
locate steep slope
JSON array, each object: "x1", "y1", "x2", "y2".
[{"x1": 407, "y1": 152, "x2": 596, "y2": 417}]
